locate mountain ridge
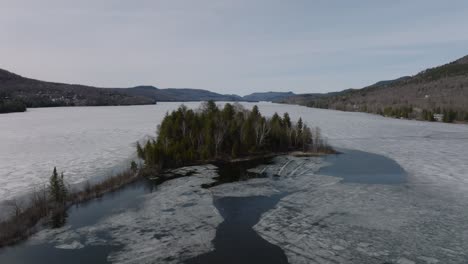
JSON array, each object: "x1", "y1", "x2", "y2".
[
  {"x1": 280, "y1": 54, "x2": 468, "y2": 122},
  {"x1": 0, "y1": 68, "x2": 246, "y2": 113},
  {"x1": 242, "y1": 91, "x2": 296, "y2": 102}
]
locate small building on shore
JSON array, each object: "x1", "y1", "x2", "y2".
[{"x1": 433, "y1": 113, "x2": 444, "y2": 122}]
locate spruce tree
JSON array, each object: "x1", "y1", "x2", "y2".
[
  {"x1": 49, "y1": 167, "x2": 60, "y2": 203},
  {"x1": 49, "y1": 167, "x2": 67, "y2": 204}
]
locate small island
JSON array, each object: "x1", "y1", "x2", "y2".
[{"x1": 137, "y1": 101, "x2": 333, "y2": 172}]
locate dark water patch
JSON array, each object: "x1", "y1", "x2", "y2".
[
  {"x1": 319, "y1": 149, "x2": 406, "y2": 184},
  {"x1": 67, "y1": 180, "x2": 151, "y2": 229},
  {"x1": 0, "y1": 243, "x2": 119, "y2": 264},
  {"x1": 186, "y1": 195, "x2": 289, "y2": 264},
  {"x1": 202, "y1": 157, "x2": 272, "y2": 188},
  {"x1": 148, "y1": 169, "x2": 196, "y2": 185}
]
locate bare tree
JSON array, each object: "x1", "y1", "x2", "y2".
[
  {"x1": 214, "y1": 117, "x2": 228, "y2": 157},
  {"x1": 6, "y1": 199, "x2": 22, "y2": 218},
  {"x1": 255, "y1": 118, "x2": 271, "y2": 146}
]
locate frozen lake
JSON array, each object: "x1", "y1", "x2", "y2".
[
  {"x1": 1, "y1": 102, "x2": 467, "y2": 204},
  {"x1": 1, "y1": 102, "x2": 468, "y2": 263}
]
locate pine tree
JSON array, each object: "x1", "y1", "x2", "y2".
[
  {"x1": 49, "y1": 167, "x2": 60, "y2": 202},
  {"x1": 49, "y1": 167, "x2": 67, "y2": 204},
  {"x1": 297, "y1": 118, "x2": 303, "y2": 134}
]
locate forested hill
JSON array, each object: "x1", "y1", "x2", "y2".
[
  {"x1": 280, "y1": 55, "x2": 468, "y2": 122},
  {"x1": 0, "y1": 68, "x2": 241, "y2": 113},
  {"x1": 0, "y1": 68, "x2": 155, "y2": 113},
  {"x1": 242, "y1": 91, "x2": 296, "y2": 102},
  {"x1": 113, "y1": 86, "x2": 242, "y2": 102}
]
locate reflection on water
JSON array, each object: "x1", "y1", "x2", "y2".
[{"x1": 319, "y1": 149, "x2": 407, "y2": 184}]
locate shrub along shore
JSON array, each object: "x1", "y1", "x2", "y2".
[
  {"x1": 0, "y1": 167, "x2": 140, "y2": 248},
  {"x1": 0, "y1": 101, "x2": 333, "y2": 248}
]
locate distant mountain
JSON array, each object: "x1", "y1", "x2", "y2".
[
  {"x1": 116, "y1": 86, "x2": 242, "y2": 102},
  {"x1": 0, "y1": 68, "x2": 245, "y2": 113},
  {"x1": 0, "y1": 68, "x2": 155, "y2": 111},
  {"x1": 281, "y1": 55, "x2": 468, "y2": 122},
  {"x1": 243, "y1": 91, "x2": 296, "y2": 102}
]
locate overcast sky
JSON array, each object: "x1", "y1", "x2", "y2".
[{"x1": 1, "y1": 0, "x2": 468, "y2": 95}]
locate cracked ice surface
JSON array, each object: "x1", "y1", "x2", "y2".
[{"x1": 249, "y1": 156, "x2": 468, "y2": 264}]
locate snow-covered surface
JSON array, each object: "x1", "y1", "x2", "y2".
[
  {"x1": 252, "y1": 156, "x2": 468, "y2": 264},
  {"x1": 0, "y1": 103, "x2": 202, "y2": 204}
]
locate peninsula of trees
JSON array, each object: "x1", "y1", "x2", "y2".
[{"x1": 137, "y1": 101, "x2": 332, "y2": 170}]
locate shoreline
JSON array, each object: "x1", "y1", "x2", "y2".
[{"x1": 0, "y1": 169, "x2": 141, "y2": 248}]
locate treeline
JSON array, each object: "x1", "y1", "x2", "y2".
[
  {"x1": 0, "y1": 99, "x2": 27, "y2": 114},
  {"x1": 421, "y1": 108, "x2": 468, "y2": 122},
  {"x1": 378, "y1": 106, "x2": 414, "y2": 119},
  {"x1": 137, "y1": 101, "x2": 331, "y2": 170},
  {"x1": 372, "y1": 106, "x2": 468, "y2": 123}
]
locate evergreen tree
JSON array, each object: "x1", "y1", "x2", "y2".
[
  {"x1": 49, "y1": 167, "x2": 60, "y2": 202},
  {"x1": 283, "y1": 113, "x2": 291, "y2": 128},
  {"x1": 49, "y1": 167, "x2": 67, "y2": 204},
  {"x1": 130, "y1": 160, "x2": 138, "y2": 172}
]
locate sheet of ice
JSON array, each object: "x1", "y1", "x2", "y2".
[
  {"x1": 15, "y1": 154, "x2": 468, "y2": 263},
  {"x1": 0, "y1": 103, "x2": 202, "y2": 204},
  {"x1": 247, "y1": 156, "x2": 468, "y2": 264}
]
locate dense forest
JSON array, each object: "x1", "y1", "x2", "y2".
[
  {"x1": 0, "y1": 68, "x2": 155, "y2": 113},
  {"x1": 0, "y1": 99, "x2": 26, "y2": 114},
  {"x1": 137, "y1": 101, "x2": 331, "y2": 170}
]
